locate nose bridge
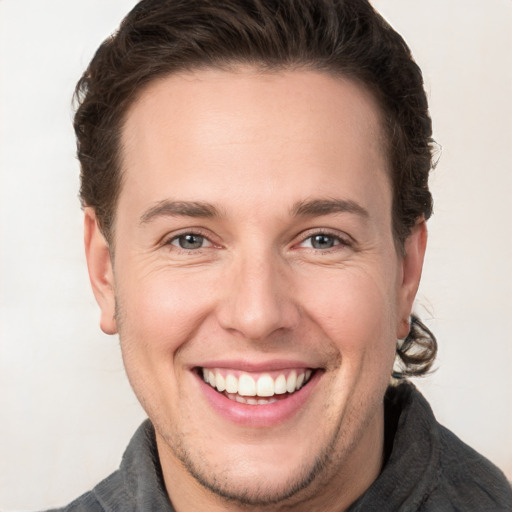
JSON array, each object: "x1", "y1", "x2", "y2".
[{"x1": 218, "y1": 246, "x2": 299, "y2": 340}]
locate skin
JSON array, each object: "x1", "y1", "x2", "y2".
[{"x1": 85, "y1": 68, "x2": 427, "y2": 511}]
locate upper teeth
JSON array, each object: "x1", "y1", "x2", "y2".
[{"x1": 202, "y1": 368, "x2": 312, "y2": 397}]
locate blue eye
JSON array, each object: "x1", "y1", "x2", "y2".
[
  {"x1": 171, "y1": 234, "x2": 208, "y2": 250},
  {"x1": 310, "y1": 234, "x2": 336, "y2": 249},
  {"x1": 299, "y1": 233, "x2": 345, "y2": 250}
]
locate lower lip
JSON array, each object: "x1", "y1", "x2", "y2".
[{"x1": 197, "y1": 371, "x2": 321, "y2": 427}]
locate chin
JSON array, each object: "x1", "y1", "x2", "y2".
[
  {"x1": 153, "y1": 391, "x2": 373, "y2": 509},
  {"x1": 172, "y1": 440, "x2": 332, "y2": 507}
]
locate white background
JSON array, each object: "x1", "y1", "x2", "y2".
[{"x1": 1, "y1": 1, "x2": 511, "y2": 510}]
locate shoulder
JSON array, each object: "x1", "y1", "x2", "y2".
[
  {"x1": 381, "y1": 383, "x2": 512, "y2": 511},
  {"x1": 42, "y1": 468, "x2": 128, "y2": 512},
  {"x1": 40, "y1": 421, "x2": 174, "y2": 512},
  {"x1": 422, "y1": 424, "x2": 512, "y2": 511},
  {"x1": 42, "y1": 490, "x2": 104, "y2": 512}
]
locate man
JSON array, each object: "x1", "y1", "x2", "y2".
[{"x1": 52, "y1": 0, "x2": 511, "y2": 510}]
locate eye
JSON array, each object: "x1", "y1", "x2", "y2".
[
  {"x1": 299, "y1": 233, "x2": 347, "y2": 250},
  {"x1": 169, "y1": 233, "x2": 211, "y2": 250}
]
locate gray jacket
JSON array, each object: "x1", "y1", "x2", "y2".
[{"x1": 47, "y1": 383, "x2": 512, "y2": 511}]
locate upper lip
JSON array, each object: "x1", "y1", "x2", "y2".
[{"x1": 193, "y1": 359, "x2": 318, "y2": 372}]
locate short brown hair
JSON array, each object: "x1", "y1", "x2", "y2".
[{"x1": 74, "y1": 0, "x2": 437, "y2": 376}]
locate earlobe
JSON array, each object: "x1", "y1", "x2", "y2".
[
  {"x1": 397, "y1": 219, "x2": 427, "y2": 339},
  {"x1": 84, "y1": 208, "x2": 118, "y2": 335}
]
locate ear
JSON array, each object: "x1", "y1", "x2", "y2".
[
  {"x1": 396, "y1": 218, "x2": 428, "y2": 339},
  {"x1": 84, "y1": 208, "x2": 117, "y2": 335}
]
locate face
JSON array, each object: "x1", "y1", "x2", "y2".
[{"x1": 86, "y1": 68, "x2": 425, "y2": 510}]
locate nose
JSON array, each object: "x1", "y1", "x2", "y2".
[{"x1": 217, "y1": 252, "x2": 300, "y2": 341}]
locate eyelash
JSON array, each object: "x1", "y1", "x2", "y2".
[
  {"x1": 165, "y1": 230, "x2": 214, "y2": 251},
  {"x1": 296, "y1": 230, "x2": 351, "y2": 251},
  {"x1": 163, "y1": 229, "x2": 351, "y2": 253}
]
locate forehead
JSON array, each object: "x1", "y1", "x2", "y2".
[
  {"x1": 119, "y1": 68, "x2": 390, "y2": 220},
  {"x1": 122, "y1": 68, "x2": 386, "y2": 157}
]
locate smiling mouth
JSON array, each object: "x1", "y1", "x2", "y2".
[{"x1": 199, "y1": 367, "x2": 315, "y2": 405}]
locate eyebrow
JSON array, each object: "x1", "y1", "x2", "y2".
[
  {"x1": 140, "y1": 200, "x2": 220, "y2": 224},
  {"x1": 291, "y1": 198, "x2": 369, "y2": 218},
  {"x1": 139, "y1": 197, "x2": 369, "y2": 225}
]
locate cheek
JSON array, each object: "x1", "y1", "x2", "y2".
[
  {"x1": 114, "y1": 269, "x2": 220, "y2": 418},
  {"x1": 115, "y1": 267, "x2": 218, "y2": 358},
  {"x1": 299, "y1": 267, "x2": 398, "y2": 370}
]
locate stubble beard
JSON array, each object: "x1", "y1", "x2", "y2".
[
  {"x1": 162, "y1": 421, "x2": 343, "y2": 508},
  {"x1": 115, "y1": 299, "x2": 384, "y2": 510},
  {"x1": 153, "y1": 389, "x2": 382, "y2": 510},
  {"x1": 143, "y1": 395, "x2": 348, "y2": 509}
]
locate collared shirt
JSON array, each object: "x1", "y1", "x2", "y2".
[{"x1": 47, "y1": 383, "x2": 512, "y2": 511}]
